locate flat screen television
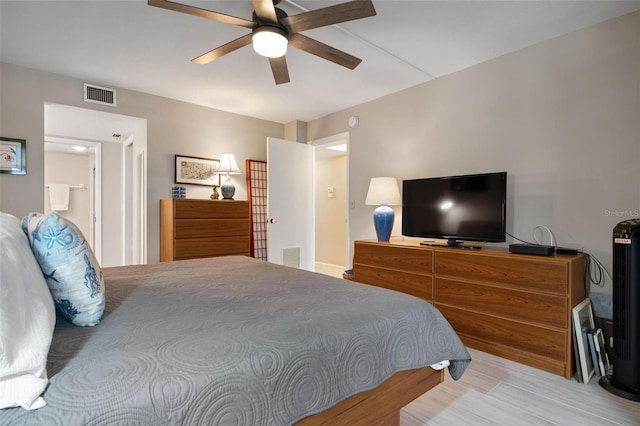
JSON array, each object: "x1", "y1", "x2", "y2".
[{"x1": 402, "y1": 171, "x2": 507, "y2": 247}]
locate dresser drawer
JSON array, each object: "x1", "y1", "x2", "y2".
[
  {"x1": 435, "y1": 277, "x2": 567, "y2": 328},
  {"x1": 161, "y1": 199, "x2": 251, "y2": 262},
  {"x1": 174, "y1": 199, "x2": 248, "y2": 219},
  {"x1": 436, "y1": 304, "x2": 566, "y2": 362},
  {"x1": 355, "y1": 265, "x2": 432, "y2": 301},
  {"x1": 174, "y1": 236, "x2": 249, "y2": 259},
  {"x1": 352, "y1": 240, "x2": 584, "y2": 379},
  {"x1": 354, "y1": 242, "x2": 432, "y2": 274},
  {"x1": 174, "y1": 219, "x2": 249, "y2": 239},
  {"x1": 435, "y1": 251, "x2": 568, "y2": 293}
]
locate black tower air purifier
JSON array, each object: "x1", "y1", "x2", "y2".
[{"x1": 600, "y1": 218, "x2": 640, "y2": 401}]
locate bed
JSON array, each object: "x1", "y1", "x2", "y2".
[{"x1": 1, "y1": 247, "x2": 470, "y2": 425}]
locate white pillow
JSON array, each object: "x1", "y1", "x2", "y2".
[
  {"x1": 22, "y1": 212, "x2": 105, "y2": 326},
  {"x1": 0, "y1": 212, "x2": 56, "y2": 410}
]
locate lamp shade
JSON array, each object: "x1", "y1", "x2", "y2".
[
  {"x1": 216, "y1": 153, "x2": 241, "y2": 175},
  {"x1": 365, "y1": 177, "x2": 401, "y2": 206},
  {"x1": 252, "y1": 27, "x2": 288, "y2": 58}
]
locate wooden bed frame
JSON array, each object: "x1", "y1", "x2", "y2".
[{"x1": 296, "y1": 366, "x2": 443, "y2": 426}]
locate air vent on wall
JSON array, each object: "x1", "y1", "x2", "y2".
[{"x1": 84, "y1": 83, "x2": 116, "y2": 107}]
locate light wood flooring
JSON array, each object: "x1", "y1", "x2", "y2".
[{"x1": 401, "y1": 348, "x2": 640, "y2": 426}]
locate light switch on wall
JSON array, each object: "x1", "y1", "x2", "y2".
[{"x1": 327, "y1": 186, "x2": 335, "y2": 199}]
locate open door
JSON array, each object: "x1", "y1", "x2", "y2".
[{"x1": 267, "y1": 137, "x2": 314, "y2": 271}]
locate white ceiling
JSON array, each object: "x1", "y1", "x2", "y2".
[{"x1": 2, "y1": 0, "x2": 639, "y2": 125}]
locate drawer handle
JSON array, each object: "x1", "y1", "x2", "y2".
[{"x1": 268, "y1": 218, "x2": 278, "y2": 224}]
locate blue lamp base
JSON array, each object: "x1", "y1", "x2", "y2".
[{"x1": 373, "y1": 204, "x2": 394, "y2": 242}]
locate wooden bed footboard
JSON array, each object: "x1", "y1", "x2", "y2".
[{"x1": 295, "y1": 366, "x2": 443, "y2": 426}]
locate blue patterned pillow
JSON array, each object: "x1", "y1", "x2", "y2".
[{"x1": 22, "y1": 212, "x2": 105, "y2": 326}]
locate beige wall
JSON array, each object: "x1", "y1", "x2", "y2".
[
  {"x1": 0, "y1": 63, "x2": 284, "y2": 263},
  {"x1": 306, "y1": 11, "x2": 640, "y2": 295},
  {"x1": 315, "y1": 155, "x2": 347, "y2": 266}
]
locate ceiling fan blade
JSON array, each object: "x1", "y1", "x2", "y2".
[
  {"x1": 252, "y1": 0, "x2": 278, "y2": 23},
  {"x1": 282, "y1": 0, "x2": 376, "y2": 33},
  {"x1": 148, "y1": 0, "x2": 253, "y2": 29},
  {"x1": 191, "y1": 34, "x2": 253, "y2": 65},
  {"x1": 289, "y1": 33, "x2": 362, "y2": 70},
  {"x1": 269, "y1": 56, "x2": 290, "y2": 85}
]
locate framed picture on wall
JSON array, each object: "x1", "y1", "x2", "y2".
[
  {"x1": 0, "y1": 137, "x2": 26, "y2": 175},
  {"x1": 572, "y1": 298, "x2": 596, "y2": 384},
  {"x1": 175, "y1": 155, "x2": 220, "y2": 186}
]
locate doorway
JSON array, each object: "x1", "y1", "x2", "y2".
[
  {"x1": 265, "y1": 133, "x2": 349, "y2": 276},
  {"x1": 44, "y1": 103, "x2": 147, "y2": 267},
  {"x1": 44, "y1": 138, "x2": 102, "y2": 261},
  {"x1": 313, "y1": 133, "x2": 350, "y2": 278}
]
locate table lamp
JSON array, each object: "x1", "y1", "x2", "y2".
[
  {"x1": 365, "y1": 177, "x2": 401, "y2": 242},
  {"x1": 216, "y1": 153, "x2": 241, "y2": 200}
]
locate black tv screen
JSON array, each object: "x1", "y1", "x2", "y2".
[{"x1": 402, "y1": 172, "x2": 507, "y2": 246}]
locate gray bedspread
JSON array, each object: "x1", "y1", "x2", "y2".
[{"x1": 2, "y1": 256, "x2": 470, "y2": 425}]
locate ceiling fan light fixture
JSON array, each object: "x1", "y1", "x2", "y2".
[{"x1": 252, "y1": 27, "x2": 288, "y2": 58}]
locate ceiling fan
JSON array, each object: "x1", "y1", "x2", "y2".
[{"x1": 148, "y1": 0, "x2": 377, "y2": 84}]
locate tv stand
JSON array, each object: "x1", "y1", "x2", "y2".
[{"x1": 353, "y1": 240, "x2": 587, "y2": 379}]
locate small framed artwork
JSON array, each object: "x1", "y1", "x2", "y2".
[
  {"x1": 0, "y1": 137, "x2": 26, "y2": 175},
  {"x1": 572, "y1": 298, "x2": 596, "y2": 384},
  {"x1": 175, "y1": 155, "x2": 220, "y2": 186},
  {"x1": 594, "y1": 328, "x2": 612, "y2": 375}
]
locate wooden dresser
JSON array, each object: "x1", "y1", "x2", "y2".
[
  {"x1": 160, "y1": 199, "x2": 250, "y2": 261},
  {"x1": 353, "y1": 240, "x2": 586, "y2": 379}
]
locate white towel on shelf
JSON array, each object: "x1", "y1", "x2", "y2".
[{"x1": 48, "y1": 184, "x2": 70, "y2": 211}]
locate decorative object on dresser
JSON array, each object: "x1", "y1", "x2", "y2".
[
  {"x1": 209, "y1": 184, "x2": 220, "y2": 200},
  {"x1": 364, "y1": 177, "x2": 401, "y2": 242},
  {"x1": 216, "y1": 153, "x2": 241, "y2": 200},
  {"x1": 171, "y1": 185, "x2": 186, "y2": 198},
  {"x1": 353, "y1": 239, "x2": 587, "y2": 379},
  {"x1": 160, "y1": 198, "x2": 250, "y2": 261},
  {"x1": 174, "y1": 154, "x2": 220, "y2": 187}
]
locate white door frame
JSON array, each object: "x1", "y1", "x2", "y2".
[
  {"x1": 44, "y1": 137, "x2": 103, "y2": 263},
  {"x1": 310, "y1": 132, "x2": 351, "y2": 268}
]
